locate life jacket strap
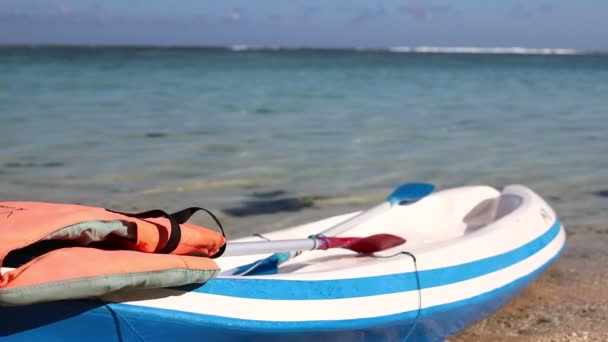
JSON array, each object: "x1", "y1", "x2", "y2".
[{"x1": 106, "y1": 207, "x2": 226, "y2": 256}]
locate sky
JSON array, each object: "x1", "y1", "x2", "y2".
[{"x1": 1, "y1": 1, "x2": 607, "y2": 50}]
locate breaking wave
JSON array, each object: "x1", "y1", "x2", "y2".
[
  {"x1": 387, "y1": 46, "x2": 583, "y2": 55},
  {"x1": 226, "y1": 45, "x2": 587, "y2": 55}
]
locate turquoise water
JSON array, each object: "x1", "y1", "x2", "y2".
[{"x1": 1, "y1": 47, "x2": 607, "y2": 235}]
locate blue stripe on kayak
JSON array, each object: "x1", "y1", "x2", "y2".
[
  {"x1": 183, "y1": 219, "x2": 562, "y2": 300},
  {"x1": 110, "y1": 237, "x2": 565, "y2": 339}
]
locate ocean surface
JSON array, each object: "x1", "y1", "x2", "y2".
[{"x1": 1, "y1": 47, "x2": 607, "y2": 237}]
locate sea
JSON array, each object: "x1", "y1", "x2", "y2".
[{"x1": 1, "y1": 46, "x2": 607, "y2": 237}]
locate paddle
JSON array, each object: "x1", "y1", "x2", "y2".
[
  {"x1": 225, "y1": 182, "x2": 435, "y2": 275},
  {"x1": 225, "y1": 233, "x2": 406, "y2": 275},
  {"x1": 223, "y1": 233, "x2": 406, "y2": 257}
]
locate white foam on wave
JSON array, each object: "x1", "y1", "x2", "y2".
[
  {"x1": 230, "y1": 45, "x2": 249, "y2": 51},
  {"x1": 388, "y1": 46, "x2": 584, "y2": 55},
  {"x1": 225, "y1": 45, "x2": 588, "y2": 55},
  {"x1": 230, "y1": 45, "x2": 282, "y2": 52}
]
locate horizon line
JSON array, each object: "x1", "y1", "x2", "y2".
[{"x1": 1, "y1": 43, "x2": 606, "y2": 55}]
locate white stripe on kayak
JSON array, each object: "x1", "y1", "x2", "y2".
[{"x1": 105, "y1": 226, "x2": 565, "y2": 322}]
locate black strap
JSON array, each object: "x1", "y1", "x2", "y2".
[
  {"x1": 106, "y1": 207, "x2": 225, "y2": 256},
  {"x1": 170, "y1": 207, "x2": 226, "y2": 258}
]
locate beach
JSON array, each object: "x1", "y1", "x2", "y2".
[
  {"x1": 452, "y1": 222, "x2": 608, "y2": 341},
  {"x1": 1, "y1": 47, "x2": 607, "y2": 339}
]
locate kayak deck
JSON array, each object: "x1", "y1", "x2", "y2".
[{"x1": 217, "y1": 185, "x2": 502, "y2": 275}]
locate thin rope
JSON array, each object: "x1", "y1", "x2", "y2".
[
  {"x1": 233, "y1": 236, "x2": 422, "y2": 339},
  {"x1": 371, "y1": 251, "x2": 421, "y2": 341},
  {"x1": 252, "y1": 233, "x2": 271, "y2": 241},
  {"x1": 400, "y1": 251, "x2": 422, "y2": 342},
  {"x1": 305, "y1": 234, "x2": 422, "y2": 340},
  {"x1": 104, "y1": 303, "x2": 146, "y2": 342}
]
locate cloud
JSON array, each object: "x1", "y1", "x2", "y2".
[
  {"x1": 399, "y1": 3, "x2": 454, "y2": 21},
  {"x1": 510, "y1": 3, "x2": 555, "y2": 18}
]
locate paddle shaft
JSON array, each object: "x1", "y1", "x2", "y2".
[
  {"x1": 224, "y1": 238, "x2": 317, "y2": 257},
  {"x1": 224, "y1": 233, "x2": 405, "y2": 257}
]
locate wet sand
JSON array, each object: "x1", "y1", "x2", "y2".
[{"x1": 451, "y1": 223, "x2": 608, "y2": 341}]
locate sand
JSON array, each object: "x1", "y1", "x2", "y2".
[{"x1": 450, "y1": 223, "x2": 608, "y2": 341}]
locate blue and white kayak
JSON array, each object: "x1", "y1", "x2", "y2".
[{"x1": 0, "y1": 184, "x2": 565, "y2": 341}]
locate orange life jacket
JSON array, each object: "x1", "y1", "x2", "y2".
[{"x1": 0, "y1": 202, "x2": 226, "y2": 306}]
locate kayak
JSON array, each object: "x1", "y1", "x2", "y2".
[{"x1": 0, "y1": 184, "x2": 565, "y2": 341}]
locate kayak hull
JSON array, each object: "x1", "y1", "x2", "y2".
[
  {"x1": 0, "y1": 185, "x2": 566, "y2": 341},
  {"x1": 1, "y1": 243, "x2": 563, "y2": 341}
]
